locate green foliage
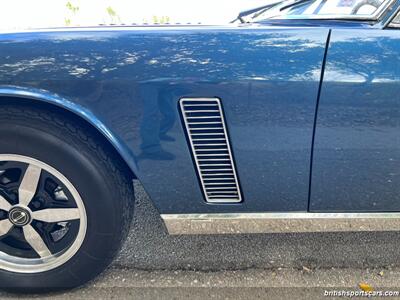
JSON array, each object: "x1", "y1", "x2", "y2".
[
  {"x1": 66, "y1": 1, "x2": 79, "y2": 14},
  {"x1": 152, "y1": 16, "x2": 171, "y2": 24},
  {"x1": 106, "y1": 6, "x2": 121, "y2": 24},
  {"x1": 62, "y1": 2, "x2": 171, "y2": 26},
  {"x1": 65, "y1": 1, "x2": 79, "y2": 26},
  {"x1": 106, "y1": 6, "x2": 117, "y2": 17}
]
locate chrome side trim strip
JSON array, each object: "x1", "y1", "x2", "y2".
[{"x1": 161, "y1": 212, "x2": 400, "y2": 235}]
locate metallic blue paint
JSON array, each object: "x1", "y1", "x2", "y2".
[
  {"x1": 312, "y1": 28, "x2": 400, "y2": 212},
  {"x1": 0, "y1": 86, "x2": 139, "y2": 176},
  {"x1": 0, "y1": 8, "x2": 399, "y2": 215},
  {"x1": 0, "y1": 25, "x2": 328, "y2": 214}
]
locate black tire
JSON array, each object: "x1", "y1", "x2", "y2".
[{"x1": 0, "y1": 102, "x2": 134, "y2": 292}]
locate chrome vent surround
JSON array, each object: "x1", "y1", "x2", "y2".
[{"x1": 180, "y1": 98, "x2": 242, "y2": 203}]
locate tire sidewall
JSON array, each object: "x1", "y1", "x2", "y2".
[{"x1": 0, "y1": 109, "x2": 127, "y2": 290}]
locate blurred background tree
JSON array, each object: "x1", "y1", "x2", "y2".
[
  {"x1": 65, "y1": 1, "x2": 79, "y2": 26},
  {"x1": 64, "y1": 2, "x2": 171, "y2": 26},
  {"x1": 106, "y1": 6, "x2": 121, "y2": 24},
  {"x1": 152, "y1": 16, "x2": 171, "y2": 24},
  {"x1": 0, "y1": 0, "x2": 268, "y2": 30}
]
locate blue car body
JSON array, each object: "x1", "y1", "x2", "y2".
[{"x1": 0, "y1": 3, "x2": 399, "y2": 217}]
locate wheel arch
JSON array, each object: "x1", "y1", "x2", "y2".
[{"x1": 0, "y1": 86, "x2": 139, "y2": 179}]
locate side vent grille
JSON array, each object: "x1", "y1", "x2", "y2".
[{"x1": 180, "y1": 98, "x2": 242, "y2": 203}]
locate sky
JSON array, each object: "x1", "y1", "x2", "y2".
[{"x1": 0, "y1": 0, "x2": 268, "y2": 30}]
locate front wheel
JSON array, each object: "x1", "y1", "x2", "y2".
[{"x1": 0, "y1": 103, "x2": 134, "y2": 291}]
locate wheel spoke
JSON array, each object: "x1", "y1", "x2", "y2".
[
  {"x1": 0, "y1": 195, "x2": 11, "y2": 211},
  {"x1": 32, "y1": 208, "x2": 80, "y2": 223},
  {"x1": 23, "y1": 225, "x2": 51, "y2": 258},
  {"x1": 19, "y1": 164, "x2": 42, "y2": 206},
  {"x1": 0, "y1": 219, "x2": 13, "y2": 237}
]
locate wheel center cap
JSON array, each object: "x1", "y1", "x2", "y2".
[{"x1": 8, "y1": 206, "x2": 31, "y2": 226}]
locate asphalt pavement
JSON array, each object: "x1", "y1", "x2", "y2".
[
  {"x1": 1, "y1": 180, "x2": 400, "y2": 299},
  {"x1": 2, "y1": 267, "x2": 400, "y2": 300},
  {"x1": 116, "y1": 181, "x2": 400, "y2": 271}
]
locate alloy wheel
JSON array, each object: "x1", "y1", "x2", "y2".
[{"x1": 0, "y1": 154, "x2": 87, "y2": 273}]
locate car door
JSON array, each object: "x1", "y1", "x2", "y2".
[{"x1": 310, "y1": 25, "x2": 400, "y2": 211}]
